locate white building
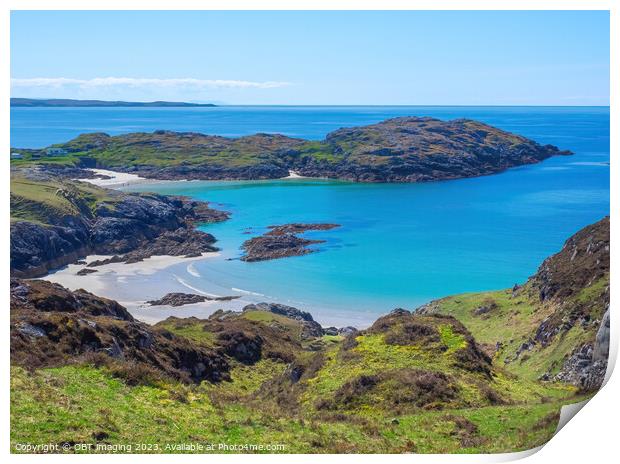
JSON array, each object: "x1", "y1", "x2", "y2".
[
  {"x1": 45, "y1": 148, "x2": 67, "y2": 156},
  {"x1": 10, "y1": 152, "x2": 23, "y2": 160}
]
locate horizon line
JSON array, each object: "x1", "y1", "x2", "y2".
[{"x1": 10, "y1": 101, "x2": 611, "y2": 109}]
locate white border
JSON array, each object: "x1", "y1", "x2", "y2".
[{"x1": 1, "y1": 2, "x2": 616, "y2": 464}]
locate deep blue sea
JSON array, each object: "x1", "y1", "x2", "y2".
[{"x1": 11, "y1": 106, "x2": 610, "y2": 325}]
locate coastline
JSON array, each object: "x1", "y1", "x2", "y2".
[
  {"x1": 39, "y1": 249, "x2": 378, "y2": 328},
  {"x1": 56, "y1": 168, "x2": 374, "y2": 327},
  {"x1": 41, "y1": 251, "x2": 255, "y2": 324},
  {"x1": 39, "y1": 249, "x2": 376, "y2": 328},
  {"x1": 79, "y1": 167, "x2": 315, "y2": 187}
]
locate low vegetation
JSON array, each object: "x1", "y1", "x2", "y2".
[
  {"x1": 10, "y1": 117, "x2": 569, "y2": 182},
  {"x1": 11, "y1": 275, "x2": 593, "y2": 454}
]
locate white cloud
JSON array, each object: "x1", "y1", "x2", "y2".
[{"x1": 11, "y1": 77, "x2": 292, "y2": 90}]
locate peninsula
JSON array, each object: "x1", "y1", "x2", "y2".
[{"x1": 10, "y1": 116, "x2": 571, "y2": 183}]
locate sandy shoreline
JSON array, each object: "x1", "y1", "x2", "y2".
[
  {"x1": 39, "y1": 249, "x2": 373, "y2": 328},
  {"x1": 41, "y1": 252, "x2": 254, "y2": 324},
  {"x1": 78, "y1": 168, "x2": 160, "y2": 188},
  {"x1": 79, "y1": 168, "x2": 314, "y2": 189}
]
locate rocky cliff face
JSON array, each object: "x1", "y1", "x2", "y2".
[
  {"x1": 10, "y1": 179, "x2": 229, "y2": 278},
  {"x1": 530, "y1": 217, "x2": 609, "y2": 348},
  {"x1": 529, "y1": 217, "x2": 610, "y2": 389},
  {"x1": 10, "y1": 221, "x2": 91, "y2": 278}
]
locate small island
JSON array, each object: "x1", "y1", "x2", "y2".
[{"x1": 240, "y1": 223, "x2": 341, "y2": 262}]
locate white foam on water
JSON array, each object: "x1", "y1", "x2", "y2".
[
  {"x1": 187, "y1": 262, "x2": 201, "y2": 277},
  {"x1": 231, "y1": 287, "x2": 265, "y2": 297},
  {"x1": 173, "y1": 274, "x2": 221, "y2": 298}
]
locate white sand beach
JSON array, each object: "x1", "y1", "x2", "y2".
[
  {"x1": 78, "y1": 168, "x2": 153, "y2": 188},
  {"x1": 284, "y1": 170, "x2": 307, "y2": 179},
  {"x1": 41, "y1": 252, "x2": 252, "y2": 324}
]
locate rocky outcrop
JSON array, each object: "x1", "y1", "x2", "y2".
[
  {"x1": 10, "y1": 221, "x2": 91, "y2": 278},
  {"x1": 10, "y1": 183, "x2": 229, "y2": 277},
  {"x1": 244, "y1": 302, "x2": 315, "y2": 322},
  {"x1": 593, "y1": 307, "x2": 610, "y2": 362},
  {"x1": 10, "y1": 279, "x2": 230, "y2": 383},
  {"x1": 532, "y1": 217, "x2": 610, "y2": 304},
  {"x1": 87, "y1": 228, "x2": 220, "y2": 266},
  {"x1": 530, "y1": 217, "x2": 609, "y2": 348},
  {"x1": 240, "y1": 223, "x2": 340, "y2": 262},
  {"x1": 242, "y1": 302, "x2": 324, "y2": 339},
  {"x1": 553, "y1": 306, "x2": 610, "y2": 390},
  {"x1": 147, "y1": 292, "x2": 240, "y2": 307}
]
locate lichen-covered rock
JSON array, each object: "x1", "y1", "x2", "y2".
[
  {"x1": 242, "y1": 302, "x2": 324, "y2": 338},
  {"x1": 147, "y1": 292, "x2": 239, "y2": 307}
]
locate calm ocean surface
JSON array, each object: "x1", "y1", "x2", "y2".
[{"x1": 11, "y1": 106, "x2": 610, "y2": 325}]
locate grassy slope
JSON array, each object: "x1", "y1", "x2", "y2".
[
  {"x1": 421, "y1": 275, "x2": 609, "y2": 381},
  {"x1": 10, "y1": 176, "x2": 118, "y2": 224},
  {"x1": 10, "y1": 365, "x2": 572, "y2": 454},
  {"x1": 11, "y1": 309, "x2": 581, "y2": 453}
]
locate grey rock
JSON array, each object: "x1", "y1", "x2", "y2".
[
  {"x1": 17, "y1": 323, "x2": 46, "y2": 338},
  {"x1": 593, "y1": 307, "x2": 610, "y2": 362}
]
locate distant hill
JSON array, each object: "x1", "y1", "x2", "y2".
[{"x1": 10, "y1": 98, "x2": 217, "y2": 107}]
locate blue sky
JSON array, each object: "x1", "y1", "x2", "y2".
[{"x1": 11, "y1": 10, "x2": 609, "y2": 105}]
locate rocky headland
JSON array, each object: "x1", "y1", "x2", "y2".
[
  {"x1": 11, "y1": 116, "x2": 571, "y2": 183},
  {"x1": 10, "y1": 173, "x2": 229, "y2": 278},
  {"x1": 419, "y1": 216, "x2": 610, "y2": 391}
]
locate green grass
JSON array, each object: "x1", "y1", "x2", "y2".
[
  {"x1": 154, "y1": 319, "x2": 218, "y2": 347},
  {"x1": 423, "y1": 279, "x2": 607, "y2": 381},
  {"x1": 10, "y1": 365, "x2": 584, "y2": 454},
  {"x1": 11, "y1": 154, "x2": 80, "y2": 167},
  {"x1": 439, "y1": 325, "x2": 467, "y2": 353},
  {"x1": 301, "y1": 331, "x2": 575, "y2": 415},
  {"x1": 10, "y1": 176, "x2": 118, "y2": 224}
]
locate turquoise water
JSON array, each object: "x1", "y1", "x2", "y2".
[
  {"x1": 118, "y1": 107, "x2": 609, "y2": 324},
  {"x1": 12, "y1": 106, "x2": 610, "y2": 325}
]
